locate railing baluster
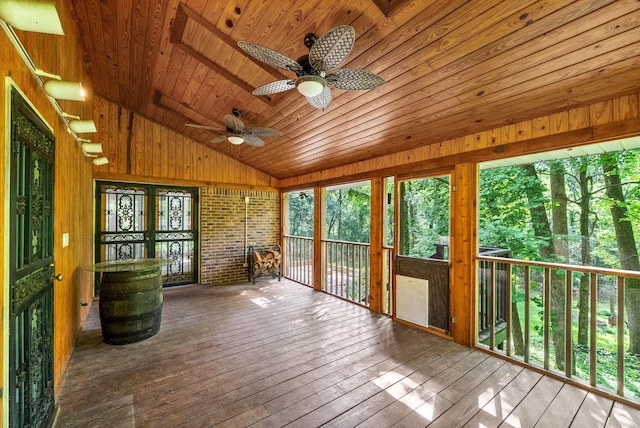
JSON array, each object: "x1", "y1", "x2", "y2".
[
  {"x1": 565, "y1": 270, "x2": 573, "y2": 378},
  {"x1": 617, "y1": 276, "x2": 625, "y2": 397},
  {"x1": 590, "y1": 272, "x2": 597, "y2": 387},
  {"x1": 489, "y1": 262, "x2": 495, "y2": 351},
  {"x1": 544, "y1": 267, "x2": 551, "y2": 371},
  {"x1": 505, "y1": 262, "x2": 512, "y2": 357},
  {"x1": 524, "y1": 265, "x2": 530, "y2": 363}
]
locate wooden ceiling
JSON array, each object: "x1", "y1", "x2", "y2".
[{"x1": 71, "y1": 0, "x2": 640, "y2": 180}]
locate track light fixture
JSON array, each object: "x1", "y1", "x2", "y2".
[
  {"x1": 68, "y1": 119, "x2": 97, "y2": 134},
  {"x1": 0, "y1": 0, "x2": 64, "y2": 35}
]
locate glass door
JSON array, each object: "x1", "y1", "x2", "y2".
[{"x1": 96, "y1": 182, "x2": 198, "y2": 286}]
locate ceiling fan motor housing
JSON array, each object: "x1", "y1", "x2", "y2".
[{"x1": 304, "y1": 32, "x2": 318, "y2": 49}]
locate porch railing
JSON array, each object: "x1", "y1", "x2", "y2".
[
  {"x1": 283, "y1": 235, "x2": 313, "y2": 287},
  {"x1": 322, "y1": 239, "x2": 371, "y2": 307},
  {"x1": 477, "y1": 255, "x2": 640, "y2": 402}
]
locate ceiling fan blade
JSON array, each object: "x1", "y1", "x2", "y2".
[
  {"x1": 184, "y1": 123, "x2": 226, "y2": 133},
  {"x1": 309, "y1": 25, "x2": 355, "y2": 71},
  {"x1": 252, "y1": 79, "x2": 296, "y2": 96},
  {"x1": 246, "y1": 127, "x2": 282, "y2": 138},
  {"x1": 211, "y1": 135, "x2": 228, "y2": 143},
  {"x1": 223, "y1": 114, "x2": 245, "y2": 132},
  {"x1": 325, "y1": 68, "x2": 385, "y2": 90},
  {"x1": 237, "y1": 41, "x2": 303, "y2": 73},
  {"x1": 306, "y1": 85, "x2": 332, "y2": 110},
  {"x1": 241, "y1": 134, "x2": 266, "y2": 147}
]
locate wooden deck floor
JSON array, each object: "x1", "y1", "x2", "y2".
[{"x1": 54, "y1": 279, "x2": 640, "y2": 427}]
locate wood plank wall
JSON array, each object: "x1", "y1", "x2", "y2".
[
  {"x1": 91, "y1": 96, "x2": 279, "y2": 190},
  {"x1": 0, "y1": 0, "x2": 97, "y2": 416}
]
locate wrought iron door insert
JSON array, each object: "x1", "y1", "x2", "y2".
[
  {"x1": 96, "y1": 182, "x2": 198, "y2": 285},
  {"x1": 9, "y1": 88, "x2": 55, "y2": 428}
]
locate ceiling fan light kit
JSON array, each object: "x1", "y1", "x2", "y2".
[
  {"x1": 295, "y1": 75, "x2": 325, "y2": 97},
  {"x1": 238, "y1": 25, "x2": 384, "y2": 110},
  {"x1": 227, "y1": 135, "x2": 245, "y2": 145},
  {"x1": 185, "y1": 109, "x2": 281, "y2": 148}
]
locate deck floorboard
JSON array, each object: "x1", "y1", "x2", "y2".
[{"x1": 54, "y1": 280, "x2": 640, "y2": 427}]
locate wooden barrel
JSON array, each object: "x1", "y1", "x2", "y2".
[{"x1": 99, "y1": 266, "x2": 163, "y2": 345}]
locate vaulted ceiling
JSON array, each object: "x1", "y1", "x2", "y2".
[{"x1": 71, "y1": 0, "x2": 640, "y2": 180}]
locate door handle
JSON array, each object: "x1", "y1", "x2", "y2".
[{"x1": 49, "y1": 263, "x2": 63, "y2": 281}]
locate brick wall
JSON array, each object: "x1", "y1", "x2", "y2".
[{"x1": 200, "y1": 187, "x2": 280, "y2": 285}]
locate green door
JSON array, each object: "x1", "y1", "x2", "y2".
[{"x1": 8, "y1": 89, "x2": 56, "y2": 428}]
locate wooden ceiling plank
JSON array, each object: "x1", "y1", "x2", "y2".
[
  {"x1": 259, "y1": 49, "x2": 640, "y2": 173},
  {"x1": 250, "y1": 0, "x2": 522, "y2": 140},
  {"x1": 73, "y1": 0, "x2": 109, "y2": 99},
  {"x1": 260, "y1": 50, "x2": 640, "y2": 175},
  {"x1": 242, "y1": 0, "x2": 548, "y2": 162},
  {"x1": 263, "y1": 0, "x2": 561, "y2": 136},
  {"x1": 150, "y1": 0, "x2": 180, "y2": 90},
  {"x1": 268, "y1": 5, "x2": 640, "y2": 159},
  {"x1": 265, "y1": 66, "x2": 640, "y2": 177},
  {"x1": 133, "y1": 1, "x2": 170, "y2": 114},
  {"x1": 126, "y1": 0, "x2": 150, "y2": 112},
  {"x1": 247, "y1": 0, "x2": 628, "y2": 158}
]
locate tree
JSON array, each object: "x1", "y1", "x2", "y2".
[
  {"x1": 575, "y1": 158, "x2": 593, "y2": 345},
  {"x1": 521, "y1": 163, "x2": 566, "y2": 370},
  {"x1": 601, "y1": 153, "x2": 640, "y2": 354}
]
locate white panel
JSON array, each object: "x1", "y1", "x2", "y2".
[{"x1": 396, "y1": 275, "x2": 428, "y2": 327}]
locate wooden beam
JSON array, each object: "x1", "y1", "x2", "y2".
[
  {"x1": 174, "y1": 3, "x2": 287, "y2": 82},
  {"x1": 170, "y1": 3, "x2": 281, "y2": 107},
  {"x1": 371, "y1": 0, "x2": 409, "y2": 17},
  {"x1": 152, "y1": 90, "x2": 225, "y2": 129}
]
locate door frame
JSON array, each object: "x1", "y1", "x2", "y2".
[
  {"x1": 3, "y1": 77, "x2": 56, "y2": 428},
  {"x1": 393, "y1": 167, "x2": 454, "y2": 338}
]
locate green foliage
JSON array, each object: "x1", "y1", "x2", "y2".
[
  {"x1": 325, "y1": 184, "x2": 371, "y2": 243},
  {"x1": 399, "y1": 175, "x2": 450, "y2": 258},
  {"x1": 286, "y1": 190, "x2": 314, "y2": 237}
]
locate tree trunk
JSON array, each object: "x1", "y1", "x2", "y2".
[
  {"x1": 577, "y1": 159, "x2": 591, "y2": 345},
  {"x1": 521, "y1": 163, "x2": 565, "y2": 370},
  {"x1": 550, "y1": 161, "x2": 569, "y2": 370},
  {"x1": 511, "y1": 301, "x2": 525, "y2": 355},
  {"x1": 601, "y1": 153, "x2": 640, "y2": 354}
]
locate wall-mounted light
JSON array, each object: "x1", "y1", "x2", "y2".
[
  {"x1": 69, "y1": 119, "x2": 97, "y2": 134},
  {"x1": 43, "y1": 80, "x2": 85, "y2": 101},
  {"x1": 34, "y1": 69, "x2": 85, "y2": 101},
  {"x1": 0, "y1": 0, "x2": 64, "y2": 35},
  {"x1": 92, "y1": 156, "x2": 109, "y2": 166},
  {"x1": 81, "y1": 142, "x2": 103, "y2": 153},
  {"x1": 227, "y1": 136, "x2": 244, "y2": 145}
]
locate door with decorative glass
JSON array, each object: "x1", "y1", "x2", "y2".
[
  {"x1": 95, "y1": 182, "x2": 198, "y2": 285},
  {"x1": 8, "y1": 88, "x2": 56, "y2": 428}
]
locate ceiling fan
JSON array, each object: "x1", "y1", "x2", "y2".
[
  {"x1": 185, "y1": 109, "x2": 281, "y2": 147},
  {"x1": 238, "y1": 25, "x2": 384, "y2": 110}
]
